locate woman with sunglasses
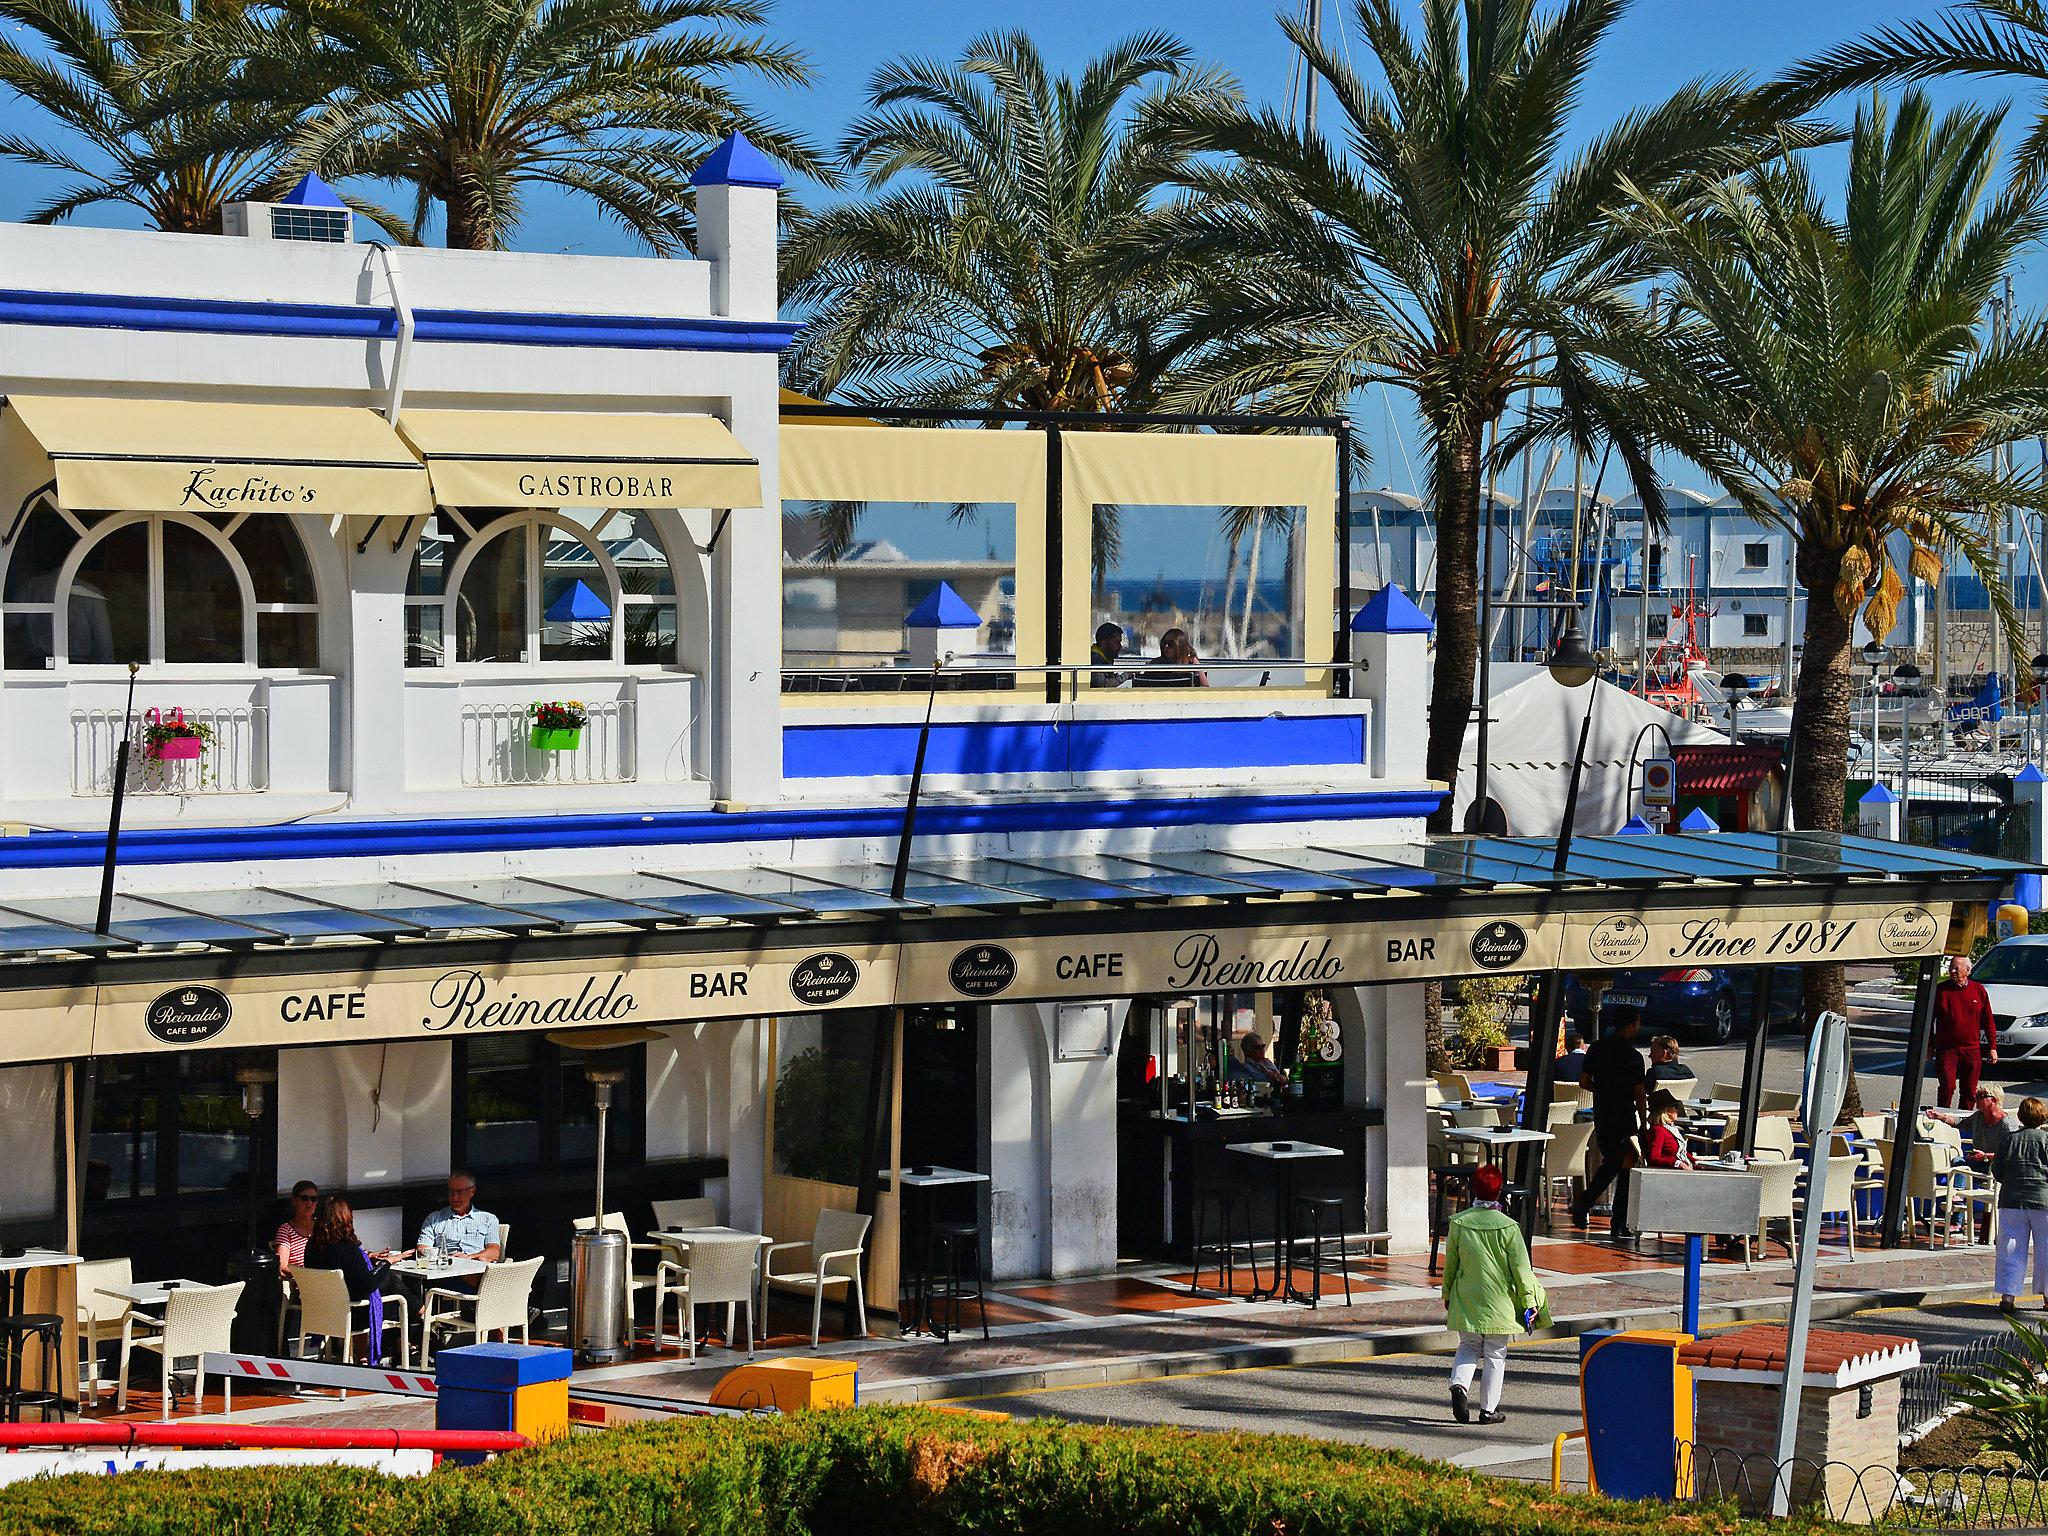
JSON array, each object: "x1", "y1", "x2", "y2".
[{"x1": 272, "y1": 1180, "x2": 319, "y2": 1272}]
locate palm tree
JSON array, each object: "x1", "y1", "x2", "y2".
[
  {"x1": 1613, "y1": 91, "x2": 2048, "y2": 1040},
  {"x1": 1773, "y1": 0, "x2": 2048, "y2": 167},
  {"x1": 780, "y1": 30, "x2": 1243, "y2": 568},
  {"x1": 190, "y1": 0, "x2": 825, "y2": 252},
  {"x1": 1143, "y1": 0, "x2": 1812, "y2": 830},
  {"x1": 0, "y1": 0, "x2": 357, "y2": 232}
]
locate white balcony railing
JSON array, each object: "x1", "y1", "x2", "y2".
[
  {"x1": 70, "y1": 706, "x2": 269, "y2": 796},
  {"x1": 458, "y1": 699, "x2": 635, "y2": 787}
]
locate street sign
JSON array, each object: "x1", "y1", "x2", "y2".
[{"x1": 1642, "y1": 757, "x2": 1678, "y2": 809}]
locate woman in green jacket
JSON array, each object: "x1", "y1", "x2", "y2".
[{"x1": 1441, "y1": 1163, "x2": 1550, "y2": 1424}]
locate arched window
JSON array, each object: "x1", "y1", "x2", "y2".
[
  {"x1": 404, "y1": 510, "x2": 677, "y2": 667},
  {"x1": 0, "y1": 505, "x2": 319, "y2": 670}
]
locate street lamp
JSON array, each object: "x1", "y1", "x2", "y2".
[
  {"x1": 1894, "y1": 660, "x2": 1922, "y2": 811},
  {"x1": 1720, "y1": 671, "x2": 1754, "y2": 744},
  {"x1": 1862, "y1": 641, "x2": 1887, "y2": 774},
  {"x1": 2032, "y1": 653, "x2": 2048, "y2": 768},
  {"x1": 1548, "y1": 616, "x2": 1602, "y2": 874}
]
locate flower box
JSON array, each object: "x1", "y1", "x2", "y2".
[
  {"x1": 141, "y1": 707, "x2": 211, "y2": 763},
  {"x1": 529, "y1": 725, "x2": 583, "y2": 752},
  {"x1": 148, "y1": 735, "x2": 204, "y2": 761},
  {"x1": 528, "y1": 700, "x2": 588, "y2": 752}
]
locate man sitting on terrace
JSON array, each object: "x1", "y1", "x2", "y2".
[{"x1": 417, "y1": 1171, "x2": 502, "y2": 1267}]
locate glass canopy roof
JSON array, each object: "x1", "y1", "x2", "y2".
[{"x1": 0, "y1": 831, "x2": 2016, "y2": 964}]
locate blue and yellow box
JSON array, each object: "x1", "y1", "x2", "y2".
[{"x1": 436, "y1": 1342, "x2": 575, "y2": 1459}]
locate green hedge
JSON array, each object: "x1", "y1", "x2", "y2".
[{"x1": 0, "y1": 1406, "x2": 1834, "y2": 1536}]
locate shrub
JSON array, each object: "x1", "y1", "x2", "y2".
[
  {"x1": 1451, "y1": 976, "x2": 1519, "y2": 1066},
  {"x1": 1950, "y1": 1315, "x2": 2048, "y2": 1470},
  {"x1": 0, "y1": 1406, "x2": 1827, "y2": 1536}
]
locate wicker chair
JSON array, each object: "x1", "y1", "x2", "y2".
[
  {"x1": 421, "y1": 1257, "x2": 541, "y2": 1363},
  {"x1": 76, "y1": 1257, "x2": 138, "y2": 1406},
  {"x1": 291, "y1": 1265, "x2": 409, "y2": 1370},
  {"x1": 119, "y1": 1281, "x2": 244, "y2": 1419},
  {"x1": 654, "y1": 1235, "x2": 758, "y2": 1358},
  {"x1": 763, "y1": 1211, "x2": 871, "y2": 1348},
  {"x1": 652, "y1": 1197, "x2": 718, "y2": 1230}
]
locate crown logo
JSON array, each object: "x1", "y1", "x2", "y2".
[{"x1": 181, "y1": 990, "x2": 199, "y2": 1006}]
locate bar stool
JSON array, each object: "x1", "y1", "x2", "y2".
[
  {"x1": 1189, "y1": 1183, "x2": 1261, "y2": 1296},
  {"x1": 1429, "y1": 1166, "x2": 1472, "y2": 1277},
  {"x1": 1290, "y1": 1196, "x2": 1354, "y2": 1308},
  {"x1": 929, "y1": 1221, "x2": 989, "y2": 1343},
  {"x1": 0, "y1": 1312, "x2": 66, "y2": 1423}
]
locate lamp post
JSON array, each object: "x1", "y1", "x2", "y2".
[
  {"x1": 2032, "y1": 654, "x2": 2048, "y2": 769},
  {"x1": 1862, "y1": 641, "x2": 1887, "y2": 780},
  {"x1": 1720, "y1": 671, "x2": 1754, "y2": 745},
  {"x1": 1894, "y1": 660, "x2": 1922, "y2": 821},
  {"x1": 1547, "y1": 616, "x2": 1601, "y2": 875}
]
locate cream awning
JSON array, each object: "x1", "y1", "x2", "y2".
[
  {"x1": 0, "y1": 394, "x2": 432, "y2": 520},
  {"x1": 397, "y1": 409, "x2": 761, "y2": 510}
]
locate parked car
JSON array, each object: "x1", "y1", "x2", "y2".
[
  {"x1": 1562, "y1": 966, "x2": 1803, "y2": 1045},
  {"x1": 1970, "y1": 937, "x2": 2048, "y2": 1069}
]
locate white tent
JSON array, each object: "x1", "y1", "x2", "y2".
[{"x1": 1453, "y1": 663, "x2": 1722, "y2": 837}]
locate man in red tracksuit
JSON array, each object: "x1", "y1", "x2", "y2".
[{"x1": 1932, "y1": 954, "x2": 1998, "y2": 1108}]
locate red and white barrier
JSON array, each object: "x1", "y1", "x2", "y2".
[{"x1": 201, "y1": 1351, "x2": 439, "y2": 1397}]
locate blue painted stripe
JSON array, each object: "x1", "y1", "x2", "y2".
[
  {"x1": 784, "y1": 714, "x2": 1367, "y2": 779},
  {"x1": 0, "y1": 789, "x2": 1442, "y2": 871},
  {"x1": 0, "y1": 286, "x2": 801, "y2": 355}
]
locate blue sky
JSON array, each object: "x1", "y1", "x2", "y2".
[{"x1": 0, "y1": 0, "x2": 2028, "y2": 542}]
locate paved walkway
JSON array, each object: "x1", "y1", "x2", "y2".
[{"x1": 150, "y1": 1228, "x2": 1999, "y2": 1432}]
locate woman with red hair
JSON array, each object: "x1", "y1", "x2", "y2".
[{"x1": 1440, "y1": 1163, "x2": 1549, "y2": 1424}]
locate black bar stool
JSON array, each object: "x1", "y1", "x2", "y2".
[
  {"x1": 0, "y1": 1312, "x2": 66, "y2": 1423},
  {"x1": 1429, "y1": 1166, "x2": 1473, "y2": 1276},
  {"x1": 929, "y1": 1222, "x2": 989, "y2": 1342},
  {"x1": 1291, "y1": 1196, "x2": 1354, "y2": 1307},
  {"x1": 1189, "y1": 1183, "x2": 1261, "y2": 1296}
]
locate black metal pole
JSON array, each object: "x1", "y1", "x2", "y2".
[
  {"x1": 1552, "y1": 684, "x2": 1600, "y2": 874},
  {"x1": 94, "y1": 663, "x2": 139, "y2": 935},
  {"x1": 1468, "y1": 481, "x2": 1496, "y2": 831},
  {"x1": 1045, "y1": 424, "x2": 1064, "y2": 706},
  {"x1": 1736, "y1": 967, "x2": 1774, "y2": 1155},
  {"x1": 1336, "y1": 420, "x2": 1352, "y2": 699},
  {"x1": 1517, "y1": 972, "x2": 1568, "y2": 1238},
  {"x1": 1882, "y1": 959, "x2": 1941, "y2": 1248},
  {"x1": 890, "y1": 662, "x2": 945, "y2": 903},
  {"x1": 850, "y1": 1009, "x2": 898, "y2": 1331}
]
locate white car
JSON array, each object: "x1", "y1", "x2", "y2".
[{"x1": 1971, "y1": 937, "x2": 2048, "y2": 1068}]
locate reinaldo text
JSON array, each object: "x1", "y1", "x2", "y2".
[{"x1": 420, "y1": 970, "x2": 636, "y2": 1032}]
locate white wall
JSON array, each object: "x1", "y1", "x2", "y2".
[
  {"x1": 644, "y1": 1018, "x2": 765, "y2": 1228},
  {"x1": 1340, "y1": 983, "x2": 1428, "y2": 1252},
  {"x1": 275, "y1": 1040, "x2": 451, "y2": 1197},
  {"x1": 982, "y1": 999, "x2": 1126, "y2": 1280}
]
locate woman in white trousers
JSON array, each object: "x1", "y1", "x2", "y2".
[{"x1": 1991, "y1": 1097, "x2": 2048, "y2": 1309}]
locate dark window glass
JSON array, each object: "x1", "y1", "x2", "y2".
[
  {"x1": 1743, "y1": 613, "x2": 1768, "y2": 637},
  {"x1": 232, "y1": 518, "x2": 315, "y2": 604},
  {"x1": 70, "y1": 523, "x2": 147, "y2": 663},
  {"x1": 773, "y1": 1013, "x2": 879, "y2": 1184},
  {"x1": 625, "y1": 603, "x2": 676, "y2": 665},
  {"x1": 88, "y1": 1060, "x2": 158, "y2": 1201},
  {"x1": 3, "y1": 614, "x2": 53, "y2": 672},
  {"x1": 3, "y1": 506, "x2": 74, "y2": 603},
  {"x1": 174, "y1": 1055, "x2": 254, "y2": 1195},
  {"x1": 406, "y1": 604, "x2": 445, "y2": 667},
  {"x1": 258, "y1": 611, "x2": 319, "y2": 669},
  {"x1": 457, "y1": 529, "x2": 526, "y2": 663},
  {"x1": 162, "y1": 523, "x2": 241, "y2": 663},
  {"x1": 465, "y1": 1036, "x2": 542, "y2": 1169}
]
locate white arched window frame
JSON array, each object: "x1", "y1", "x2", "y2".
[
  {"x1": 405, "y1": 508, "x2": 680, "y2": 669},
  {"x1": 0, "y1": 503, "x2": 319, "y2": 669}
]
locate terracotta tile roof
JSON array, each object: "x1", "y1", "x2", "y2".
[{"x1": 1679, "y1": 1325, "x2": 1919, "y2": 1386}]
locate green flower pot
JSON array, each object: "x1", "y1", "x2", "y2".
[{"x1": 529, "y1": 725, "x2": 583, "y2": 752}]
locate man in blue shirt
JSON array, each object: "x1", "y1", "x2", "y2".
[{"x1": 417, "y1": 1171, "x2": 502, "y2": 1265}]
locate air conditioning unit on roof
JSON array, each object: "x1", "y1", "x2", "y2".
[{"x1": 223, "y1": 172, "x2": 352, "y2": 243}]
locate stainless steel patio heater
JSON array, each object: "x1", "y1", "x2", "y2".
[{"x1": 552, "y1": 1028, "x2": 659, "y2": 1366}]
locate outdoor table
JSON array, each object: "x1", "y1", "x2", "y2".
[
  {"x1": 1226, "y1": 1140, "x2": 1343, "y2": 1305},
  {"x1": 387, "y1": 1256, "x2": 488, "y2": 1284},
  {"x1": 1443, "y1": 1126, "x2": 1553, "y2": 1166},
  {"x1": 1683, "y1": 1098, "x2": 1743, "y2": 1116},
  {"x1": 103, "y1": 1276, "x2": 199, "y2": 1310},
  {"x1": 882, "y1": 1166, "x2": 990, "y2": 1339},
  {"x1": 654, "y1": 1228, "x2": 774, "y2": 1326}
]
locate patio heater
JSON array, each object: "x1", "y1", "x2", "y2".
[{"x1": 552, "y1": 1027, "x2": 660, "y2": 1367}]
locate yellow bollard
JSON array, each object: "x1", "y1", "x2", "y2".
[{"x1": 708, "y1": 1358, "x2": 858, "y2": 1412}]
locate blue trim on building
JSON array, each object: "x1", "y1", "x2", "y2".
[
  {"x1": 0, "y1": 286, "x2": 801, "y2": 355},
  {"x1": 784, "y1": 714, "x2": 1368, "y2": 780},
  {"x1": 0, "y1": 789, "x2": 1441, "y2": 871}
]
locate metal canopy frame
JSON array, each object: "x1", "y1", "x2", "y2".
[{"x1": 0, "y1": 831, "x2": 2020, "y2": 966}]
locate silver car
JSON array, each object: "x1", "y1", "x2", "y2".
[{"x1": 1972, "y1": 937, "x2": 2048, "y2": 1068}]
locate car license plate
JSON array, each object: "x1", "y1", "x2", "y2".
[{"x1": 1604, "y1": 993, "x2": 1648, "y2": 1008}]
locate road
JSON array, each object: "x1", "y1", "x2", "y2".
[{"x1": 947, "y1": 1297, "x2": 2014, "y2": 1486}]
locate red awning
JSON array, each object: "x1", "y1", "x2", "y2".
[{"x1": 1675, "y1": 744, "x2": 1781, "y2": 796}]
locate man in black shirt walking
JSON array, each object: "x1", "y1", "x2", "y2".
[{"x1": 1570, "y1": 1006, "x2": 1649, "y2": 1239}]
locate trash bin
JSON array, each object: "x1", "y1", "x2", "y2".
[
  {"x1": 226, "y1": 1248, "x2": 281, "y2": 1356},
  {"x1": 571, "y1": 1228, "x2": 629, "y2": 1365}
]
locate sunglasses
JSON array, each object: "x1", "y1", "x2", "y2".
[{"x1": 294, "y1": 1193, "x2": 319, "y2": 1202}]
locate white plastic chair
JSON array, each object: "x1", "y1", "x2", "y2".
[
  {"x1": 762, "y1": 1211, "x2": 871, "y2": 1348},
  {"x1": 654, "y1": 1235, "x2": 758, "y2": 1358},
  {"x1": 1795, "y1": 1154, "x2": 1864, "y2": 1254},
  {"x1": 421, "y1": 1257, "x2": 541, "y2": 1362},
  {"x1": 573, "y1": 1211, "x2": 663, "y2": 1332},
  {"x1": 1544, "y1": 1121, "x2": 1596, "y2": 1212},
  {"x1": 291, "y1": 1265, "x2": 409, "y2": 1370},
  {"x1": 1749, "y1": 1159, "x2": 1802, "y2": 1260},
  {"x1": 653, "y1": 1197, "x2": 718, "y2": 1230},
  {"x1": 497, "y1": 1222, "x2": 512, "y2": 1258},
  {"x1": 119, "y1": 1281, "x2": 243, "y2": 1418},
  {"x1": 77, "y1": 1257, "x2": 138, "y2": 1405}
]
